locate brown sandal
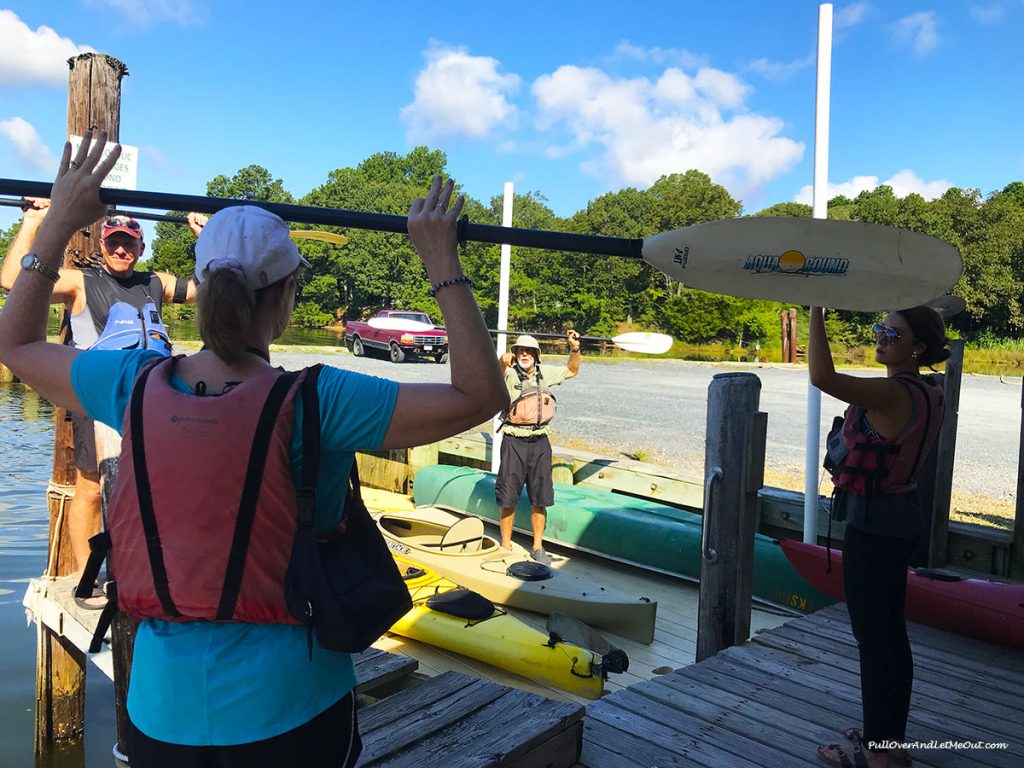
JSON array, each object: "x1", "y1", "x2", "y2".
[{"x1": 843, "y1": 728, "x2": 912, "y2": 766}]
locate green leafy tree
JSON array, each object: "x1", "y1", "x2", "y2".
[
  {"x1": 207, "y1": 165, "x2": 295, "y2": 203},
  {"x1": 753, "y1": 202, "x2": 811, "y2": 218},
  {"x1": 301, "y1": 147, "x2": 454, "y2": 322},
  {"x1": 147, "y1": 213, "x2": 197, "y2": 276}
]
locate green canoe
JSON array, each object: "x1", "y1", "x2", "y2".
[{"x1": 412, "y1": 464, "x2": 834, "y2": 614}]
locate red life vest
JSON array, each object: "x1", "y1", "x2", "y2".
[
  {"x1": 832, "y1": 373, "x2": 944, "y2": 496},
  {"x1": 107, "y1": 357, "x2": 308, "y2": 625}
]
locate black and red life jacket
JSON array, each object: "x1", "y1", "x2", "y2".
[{"x1": 830, "y1": 373, "x2": 944, "y2": 497}]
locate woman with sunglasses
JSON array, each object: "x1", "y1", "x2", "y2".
[
  {"x1": 0, "y1": 132, "x2": 507, "y2": 767},
  {"x1": 810, "y1": 306, "x2": 950, "y2": 768}
]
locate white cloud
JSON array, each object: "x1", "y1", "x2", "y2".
[
  {"x1": 793, "y1": 169, "x2": 952, "y2": 203},
  {"x1": 890, "y1": 11, "x2": 940, "y2": 57},
  {"x1": 745, "y1": 54, "x2": 815, "y2": 83},
  {"x1": 84, "y1": 0, "x2": 204, "y2": 26},
  {"x1": 612, "y1": 41, "x2": 707, "y2": 71},
  {"x1": 401, "y1": 45, "x2": 520, "y2": 142},
  {"x1": 531, "y1": 64, "x2": 803, "y2": 196},
  {"x1": 0, "y1": 11, "x2": 94, "y2": 86},
  {"x1": 970, "y1": 4, "x2": 1005, "y2": 24},
  {"x1": 0, "y1": 117, "x2": 57, "y2": 171},
  {"x1": 835, "y1": 2, "x2": 871, "y2": 30}
]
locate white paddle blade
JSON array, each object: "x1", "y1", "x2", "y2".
[
  {"x1": 927, "y1": 294, "x2": 966, "y2": 319},
  {"x1": 290, "y1": 230, "x2": 348, "y2": 245},
  {"x1": 611, "y1": 332, "x2": 673, "y2": 354},
  {"x1": 641, "y1": 218, "x2": 963, "y2": 312}
]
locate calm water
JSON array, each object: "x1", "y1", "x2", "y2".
[
  {"x1": 48, "y1": 312, "x2": 352, "y2": 349},
  {"x1": 0, "y1": 383, "x2": 118, "y2": 767}
]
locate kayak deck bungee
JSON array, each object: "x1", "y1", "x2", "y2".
[
  {"x1": 389, "y1": 556, "x2": 618, "y2": 699},
  {"x1": 781, "y1": 539, "x2": 1024, "y2": 651},
  {"x1": 377, "y1": 506, "x2": 658, "y2": 643},
  {"x1": 411, "y1": 465, "x2": 834, "y2": 614}
]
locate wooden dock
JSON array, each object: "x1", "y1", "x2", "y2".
[
  {"x1": 24, "y1": 508, "x2": 1022, "y2": 767},
  {"x1": 582, "y1": 603, "x2": 1024, "y2": 768},
  {"x1": 23, "y1": 575, "x2": 586, "y2": 767}
]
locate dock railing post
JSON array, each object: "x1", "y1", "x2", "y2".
[{"x1": 696, "y1": 372, "x2": 766, "y2": 663}]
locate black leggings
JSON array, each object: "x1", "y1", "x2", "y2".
[
  {"x1": 126, "y1": 689, "x2": 361, "y2": 768},
  {"x1": 842, "y1": 524, "x2": 917, "y2": 745}
]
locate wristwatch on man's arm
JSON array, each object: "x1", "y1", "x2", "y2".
[{"x1": 20, "y1": 253, "x2": 60, "y2": 283}]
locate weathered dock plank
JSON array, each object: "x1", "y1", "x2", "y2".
[
  {"x1": 582, "y1": 603, "x2": 1024, "y2": 768},
  {"x1": 359, "y1": 671, "x2": 583, "y2": 767}
]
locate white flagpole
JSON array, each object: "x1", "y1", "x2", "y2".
[
  {"x1": 491, "y1": 182, "x2": 514, "y2": 473},
  {"x1": 805, "y1": 3, "x2": 832, "y2": 544}
]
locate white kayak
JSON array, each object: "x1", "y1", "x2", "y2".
[{"x1": 376, "y1": 505, "x2": 658, "y2": 643}]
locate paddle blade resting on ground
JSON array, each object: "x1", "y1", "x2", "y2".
[{"x1": 640, "y1": 217, "x2": 963, "y2": 312}]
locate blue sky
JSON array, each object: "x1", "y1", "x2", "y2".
[{"x1": 1, "y1": 0, "x2": 1022, "y2": 238}]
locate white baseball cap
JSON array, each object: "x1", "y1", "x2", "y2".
[{"x1": 194, "y1": 205, "x2": 310, "y2": 289}]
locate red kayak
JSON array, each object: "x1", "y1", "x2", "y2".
[{"x1": 780, "y1": 539, "x2": 1024, "y2": 650}]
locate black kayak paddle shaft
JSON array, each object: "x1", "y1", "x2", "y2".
[{"x1": 0, "y1": 179, "x2": 644, "y2": 259}]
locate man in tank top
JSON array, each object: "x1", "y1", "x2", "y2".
[{"x1": 1, "y1": 198, "x2": 205, "y2": 604}]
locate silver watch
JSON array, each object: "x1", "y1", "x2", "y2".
[{"x1": 20, "y1": 252, "x2": 60, "y2": 283}]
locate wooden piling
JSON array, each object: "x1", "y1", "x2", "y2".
[
  {"x1": 35, "y1": 51, "x2": 128, "y2": 758},
  {"x1": 551, "y1": 453, "x2": 575, "y2": 486},
  {"x1": 696, "y1": 372, "x2": 766, "y2": 663},
  {"x1": 1013, "y1": 370, "x2": 1024, "y2": 581},
  {"x1": 921, "y1": 339, "x2": 964, "y2": 568}
]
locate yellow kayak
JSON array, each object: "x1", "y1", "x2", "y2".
[{"x1": 390, "y1": 556, "x2": 614, "y2": 699}]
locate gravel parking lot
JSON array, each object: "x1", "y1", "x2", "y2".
[{"x1": 270, "y1": 347, "x2": 1021, "y2": 506}]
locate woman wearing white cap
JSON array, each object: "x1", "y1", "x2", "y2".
[{"x1": 0, "y1": 132, "x2": 507, "y2": 767}]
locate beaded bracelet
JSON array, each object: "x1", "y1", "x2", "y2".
[{"x1": 428, "y1": 275, "x2": 474, "y2": 297}]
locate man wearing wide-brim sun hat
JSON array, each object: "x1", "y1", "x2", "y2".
[{"x1": 496, "y1": 329, "x2": 581, "y2": 565}]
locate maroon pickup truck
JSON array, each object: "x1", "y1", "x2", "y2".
[{"x1": 344, "y1": 310, "x2": 449, "y2": 363}]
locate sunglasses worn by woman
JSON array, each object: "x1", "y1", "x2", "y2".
[{"x1": 872, "y1": 323, "x2": 902, "y2": 344}]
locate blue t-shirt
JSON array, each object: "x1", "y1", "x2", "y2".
[{"x1": 70, "y1": 350, "x2": 399, "y2": 746}]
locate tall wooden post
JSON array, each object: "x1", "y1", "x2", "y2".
[
  {"x1": 780, "y1": 312, "x2": 790, "y2": 363},
  {"x1": 788, "y1": 308, "x2": 798, "y2": 362},
  {"x1": 919, "y1": 340, "x2": 964, "y2": 568},
  {"x1": 696, "y1": 373, "x2": 766, "y2": 662},
  {"x1": 1013, "y1": 378, "x2": 1024, "y2": 581},
  {"x1": 35, "y1": 52, "x2": 128, "y2": 756}
]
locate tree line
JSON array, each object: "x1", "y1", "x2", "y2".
[{"x1": 5, "y1": 148, "x2": 1023, "y2": 349}]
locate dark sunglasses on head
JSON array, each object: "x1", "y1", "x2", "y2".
[
  {"x1": 872, "y1": 323, "x2": 902, "y2": 342},
  {"x1": 104, "y1": 217, "x2": 141, "y2": 231}
]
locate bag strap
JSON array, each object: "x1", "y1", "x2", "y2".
[
  {"x1": 297, "y1": 365, "x2": 323, "y2": 532},
  {"x1": 216, "y1": 371, "x2": 300, "y2": 620},
  {"x1": 295, "y1": 363, "x2": 367, "y2": 533}
]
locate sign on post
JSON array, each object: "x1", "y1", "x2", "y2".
[{"x1": 68, "y1": 135, "x2": 138, "y2": 190}]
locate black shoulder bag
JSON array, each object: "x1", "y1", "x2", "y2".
[{"x1": 284, "y1": 365, "x2": 412, "y2": 656}]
